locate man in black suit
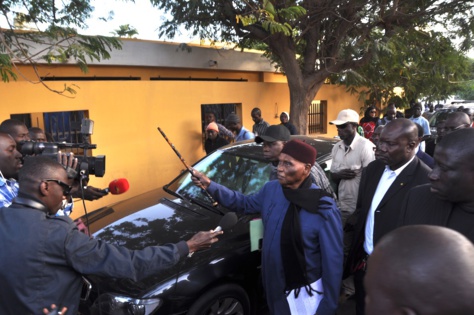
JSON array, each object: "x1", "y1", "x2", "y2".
[
  {"x1": 344, "y1": 118, "x2": 431, "y2": 315},
  {"x1": 399, "y1": 128, "x2": 474, "y2": 243}
]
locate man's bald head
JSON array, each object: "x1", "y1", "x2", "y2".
[
  {"x1": 443, "y1": 112, "x2": 471, "y2": 135},
  {"x1": 462, "y1": 107, "x2": 473, "y2": 122},
  {"x1": 371, "y1": 125, "x2": 384, "y2": 146},
  {"x1": 376, "y1": 119, "x2": 419, "y2": 169},
  {"x1": 384, "y1": 118, "x2": 418, "y2": 141},
  {"x1": 365, "y1": 225, "x2": 474, "y2": 315},
  {"x1": 429, "y1": 128, "x2": 474, "y2": 204},
  {"x1": 437, "y1": 128, "x2": 474, "y2": 162}
]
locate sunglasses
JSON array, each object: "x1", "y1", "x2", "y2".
[{"x1": 43, "y1": 179, "x2": 72, "y2": 196}]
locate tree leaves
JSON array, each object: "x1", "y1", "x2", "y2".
[{"x1": 0, "y1": 0, "x2": 122, "y2": 95}]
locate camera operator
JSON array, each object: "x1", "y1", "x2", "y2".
[
  {"x1": 2, "y1": 121, "x2": 107, "y2": 203},
  {"x1": 0, "y1": 156, "x2": 223, "y2": 315}
]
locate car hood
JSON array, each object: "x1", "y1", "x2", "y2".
[
  {"x1": 91, "y1": 193, "x2": 219, "y2": 250},
  {"x1": 83, "y1": 189, "x2": 249, "y2": 296}
]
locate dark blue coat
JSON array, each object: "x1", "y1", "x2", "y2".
[{"x1": 208, "y1": 180, "x2": 343, "y2": 315}]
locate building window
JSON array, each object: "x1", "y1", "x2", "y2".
[
  {"x1": 308, "y1": 100, "x2": 327, "y2": 134},
  {"x1": 11, "y1": 110, "x2": 90, "y2": 145},
  {"x1": 201, "y1": 103, "x2": 238, "y2": 148}
]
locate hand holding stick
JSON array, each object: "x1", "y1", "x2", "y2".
[{"x1": 157, "y1": 127, "x2": 218, "y2": 207}]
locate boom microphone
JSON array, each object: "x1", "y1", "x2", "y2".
[
  {"x1": 213, "y1": 212, "x2": 238, "y2": 232},
  {"x1": 101, "y1": 178, "x2": 130, "y2": 195}
]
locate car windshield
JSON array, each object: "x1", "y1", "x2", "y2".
[
  {"x1": 429, "y1": 110, "x2": 453, "y2": 127},
  {"x1": 166, "y1": 143, "x2": 272, "y2": 204}
]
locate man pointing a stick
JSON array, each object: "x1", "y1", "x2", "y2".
[{"x1": 192, "y1": 139, "x2": 343, "y2": 315}]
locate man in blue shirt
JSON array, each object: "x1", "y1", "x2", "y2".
[
  {"x1": 0, "y1": 133, "x2": 22, "y2": 207},
  {"x1": 225, "y1": 113, "x2": 254, "y2": 141},
  {"x1": 409, "y1": 103, "x2": 431, "y2": 151}
]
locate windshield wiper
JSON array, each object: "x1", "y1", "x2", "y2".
[
  {"x1": 188, "y1": 196, "x2": 226, "y2": 215},
  {"x1": 163, "y1": 184, "x2": 226, "y2": 215},
  {"x1": 163, "y1": 184, "x2": 189, "y2": 202}
]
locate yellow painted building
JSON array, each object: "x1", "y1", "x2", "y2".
[{"x1": 0, "y1": 39, "x2": 365, "y2": 218}]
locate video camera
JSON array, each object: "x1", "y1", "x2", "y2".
[
  {"x1": 20, "y1": 142, "x2": 105, "y2": 178},
  {"x1": 20, "y1": 118, "x2": 106, "y2": 180}
]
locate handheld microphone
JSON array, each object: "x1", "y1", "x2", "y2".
[
  {"x1": 213, "y1": 212, "x2": 238, "y2": 232},
  {"x1": 101, "y1": 178, "x2": 130, "y2": 195}
]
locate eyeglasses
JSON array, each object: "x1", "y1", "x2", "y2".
[
  {"x1": 43, "y1": 179, "x2": 72, "y2": 196},
  {"x1": 336, "y1": 123, "x2": 349, "y2": 129},
  {"x1": 441, "y1": 124, "x2": 469, "y2": 133},
  {"x1": 370, "y1": 111, "x2": 377, "y2": 114}
]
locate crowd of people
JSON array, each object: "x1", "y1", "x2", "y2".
[
  {"x1": 196, "y1": 103, "x2": 474, "y2": 315},
  {"x1": 337, "y1": 104, "x2": 474, "y2": 315},
  {"x1": 2, "y1": 100, "x2": 473, "y2": 314},
  {"x1": 202, "y1": 108, "x2": 300, "y2": 154},
  {"x1": 0, "y1": 119, "x2": 223, "y2": 314}
]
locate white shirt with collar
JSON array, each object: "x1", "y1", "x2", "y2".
[
  {"x1": 330, "y1": 133, "x2": 375, "y2": 217},
  {"x1": 363, "y1": 155, "x2": 415, "y2": 254}
]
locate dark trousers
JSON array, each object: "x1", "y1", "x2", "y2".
[{"x1": 354, "y1": 268, "x2": 366, "y2": 315}]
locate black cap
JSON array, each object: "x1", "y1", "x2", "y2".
[{"x1": 255, "y1": 125, "x2": 291, "y2": 143}]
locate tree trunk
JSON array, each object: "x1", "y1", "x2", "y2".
[{"x1": 288, "y1": 81, "x2": 324, "y2": 135}]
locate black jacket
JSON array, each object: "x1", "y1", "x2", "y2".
[
  {"x1": 344, "y1": 157, "x2": 431, "y2": 276},
  {"x1": 0, "y1": 196, "x2": 188, "y2": 315},
  {"x1": 205, "y1": 136, "x2": 229, "y2": 154},
  {"x1": 399, "y1": 184, "x2": 474, "y2": 243}
]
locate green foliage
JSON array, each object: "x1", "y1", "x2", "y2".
[
  {"x1": 0, "y1": 0, "x2": 122, "y2": 95},
  {"x1": 112, "y1": 24, "x2": 139, "y2": 38},
  {"x1": 457, "y1": 83, "x2": 474, "y2": 100},
  {"x1": 151, "y1": 0, "x2": 474, "y2": 133},
  {"x1": 338, "y1": 30, "x2": 473, "y2": 108}
]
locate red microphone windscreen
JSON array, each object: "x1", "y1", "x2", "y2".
[{"x1": 108, "y1": 178, "x2": 130, "y2": 195}]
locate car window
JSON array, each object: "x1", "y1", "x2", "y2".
[
  {"x1": 429, "y1": 110, "x2": 452, "y2": 127},
  {"x1": 168, "y1": 150, "x2": 272, "y2": 204}
]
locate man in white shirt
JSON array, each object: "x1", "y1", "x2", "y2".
[
  {"x1": 344, "y1": 119, "x2": 431, "y2": 315},
  {"x1": 330, "y1": 109, "x2": 375, "y2": 224}
]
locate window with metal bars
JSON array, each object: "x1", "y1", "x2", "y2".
[{"x1": 308, "y1": 100, "x2": 327, "y2": 134}]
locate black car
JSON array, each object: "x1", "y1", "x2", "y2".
[
  {"x1": 428, "y1": 107, "x2": 457, "y2": 136},
  {"x1": 79, "y1": 136, "x2": 337, "y2": 315}
]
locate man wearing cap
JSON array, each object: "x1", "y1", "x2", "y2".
[
  {"x1": 225, "y1": 113, "x2": 254, "y2": 142},
  {"x1": 330, "y1": 109, "x2": 375, "y2": 224},
  {"x1": 204, "y1": 122, "x2": 229, "y2": 154},
  {"x1": 204, "y1": 111, "x2": 234, "y2": 140},
  {"x1": 256, "y1": 125, "x2": 337, "y2": 199},
  {"x1": 192, "y1": 139, "x2": 343, "y2": 315}
]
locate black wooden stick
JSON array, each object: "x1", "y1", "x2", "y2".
[{"x1": 158, "y1": 127, "x2": 218, "y2": 207}]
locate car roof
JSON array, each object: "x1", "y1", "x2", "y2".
[{"x1": 216, "y1": 135, "x2": 338, "y2": 163}]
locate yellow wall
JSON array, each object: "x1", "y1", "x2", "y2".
[{"x1": 1, "y1": 70, "x2": 363, "y2": 218}]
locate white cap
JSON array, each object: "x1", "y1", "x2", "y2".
[{"x1": 330, "y1": 109, "x2": 359, "y2": 125}]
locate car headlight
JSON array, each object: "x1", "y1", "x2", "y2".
[{"x1": 90, "y1": 293, "x2": 162, "y2": 315}]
